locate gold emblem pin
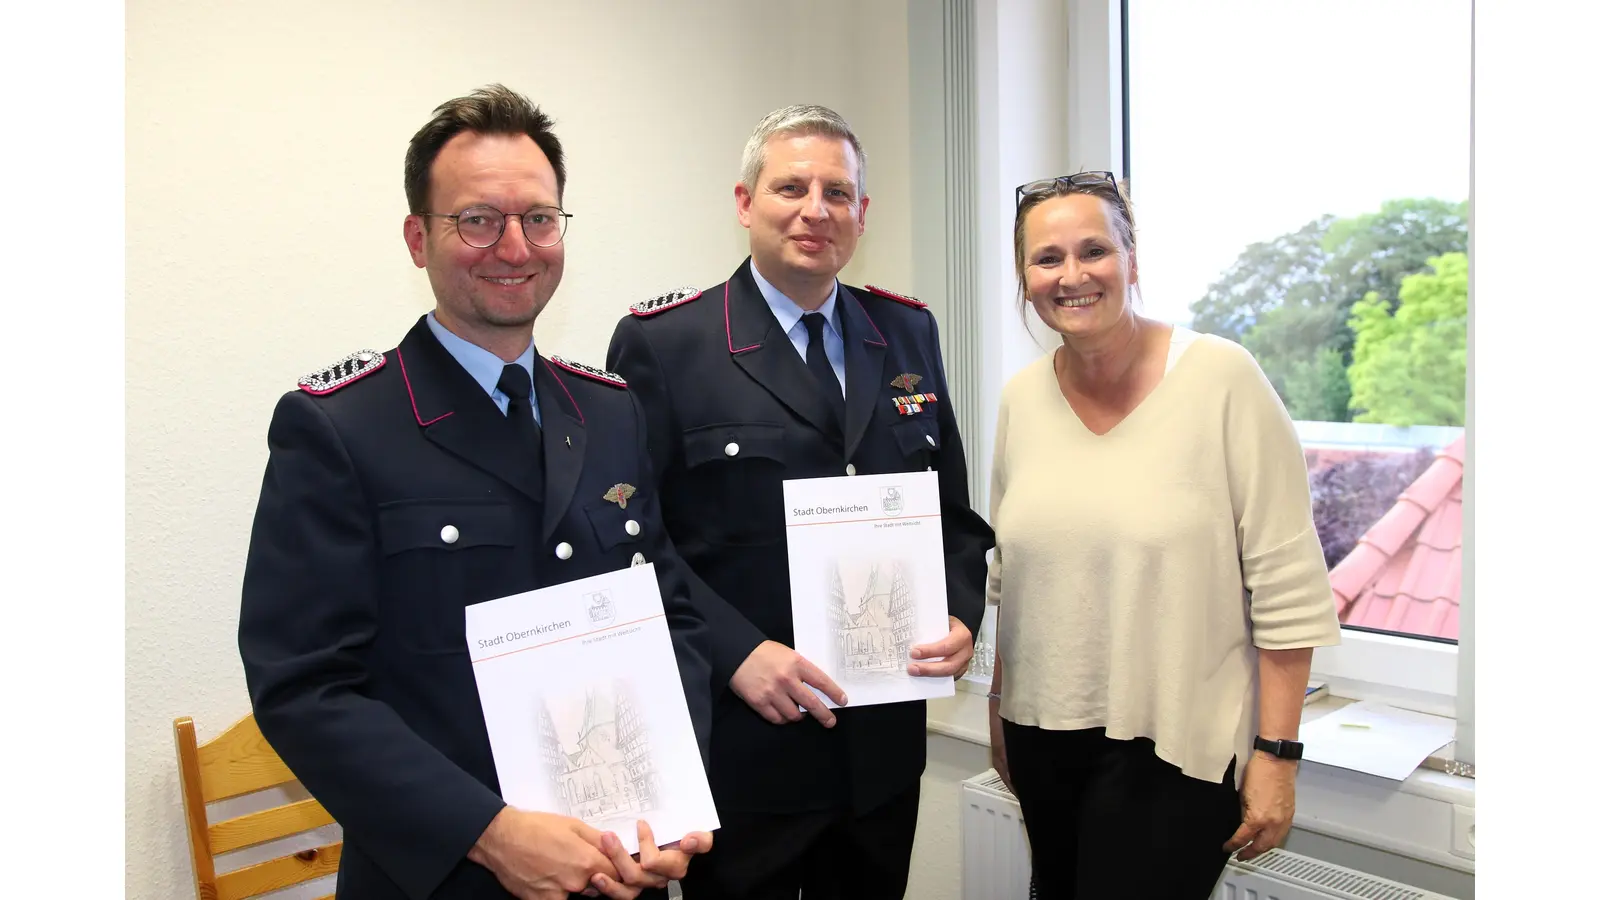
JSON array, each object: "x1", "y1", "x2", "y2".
[
  {"x1": 603, "y1": 483, "x2": 637, "y2": 509},
  {"x1": 890, "y1": 373, "x2": 923, "y2": 392}
]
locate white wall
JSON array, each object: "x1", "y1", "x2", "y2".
[
  {"x1": 907, "y1": 733, "x2": 994, "y2": 900},
  {"x1": 972, "y1": 0, "x2": 1070, "y2": 514},
  {"x1": 124, "y1": 2, "x2": 912, "y2": 897}
]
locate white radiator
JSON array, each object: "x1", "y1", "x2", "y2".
[
  {"x1": 959, "y1": 769, "x2": 1032, "y2": 899},
  {"x1": 958, "y1": 769, "x2": 1453, "y2": 900},
  {"x1": 1215, "y1": 853, "x2": 1453, "y2": 900}
]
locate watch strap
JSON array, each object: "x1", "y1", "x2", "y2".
[{"x1": 1254, "y1": 735, "x2": 1304, "y2": 761}]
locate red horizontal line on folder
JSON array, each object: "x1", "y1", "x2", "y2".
[
  {"x1": 471, "y1": 612, "x2": 665, "y2": 664},
  {"x1": 786, "y1": 514, "x2": 941, "y2": 528}
]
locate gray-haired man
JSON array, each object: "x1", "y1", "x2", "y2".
[{"x1": 606, "y1": 105, "x2": 994, "y2": 899}]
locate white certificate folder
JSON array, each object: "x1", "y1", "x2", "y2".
[
  {"x1": 783, "y1": 470, "x2": 955, "y2": 708},
  {"x1": 465, "y1": 564, "x2": 719, "y2": 854}
]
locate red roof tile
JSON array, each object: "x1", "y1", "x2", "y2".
[
  {"x1": 1329, "y1": 436, "x2": 1465, "y2": 640},
  {"x1": 1362, "y1": 501, "x2": 1430, "y2": 557},
  {"x1": 1399, "y1": 457, "x2": 1460, "y2": 511}
]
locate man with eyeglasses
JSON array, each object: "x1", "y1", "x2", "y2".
[
  {"x1": 606, "y1": 104, "x2": 994, "y2": 899},
  {"x1": 238, "y1": 84, "x2": 714, "y2": 900}
]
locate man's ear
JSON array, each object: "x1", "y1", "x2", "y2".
[
  {"x1": 403, "y1": 215, "x2": 428, "y2": 269},
  {"x1": 734, "y1": 182, "x2": 754, "y2": 229},
  {"x1": 856, "y1": 195, "x2": 870, "y2": 235}
]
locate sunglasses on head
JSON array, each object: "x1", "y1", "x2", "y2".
[{"x1": 1014, "y1": 171, "x2": 1124, "y2": 210}]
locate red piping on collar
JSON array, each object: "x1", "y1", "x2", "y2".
[
  {"x1": 726, "y1": 281, "x2": 761, "y2": 354},
  {"x1": 540, "y1": 357, "x2": 585, "y2": 424},
  {"x1": 397, "y1": 347, "x2": 454, "y2": 427},
  {"x1": 850, "y1": 292, "x2": 889, "y2": 347}
]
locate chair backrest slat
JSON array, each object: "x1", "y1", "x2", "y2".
[
  {"x1": 195, "y1": 714, "x2": 297, "y2": 803},
  {"x1": 209, "y1": 797, "x2": 336, "y2": 855},
  {"x1": 214, "y1": 842, "x2": 342, "y2": 900}
]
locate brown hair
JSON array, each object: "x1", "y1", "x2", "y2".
[
  {"x1": 403, "y1": 84, "x2": 566, "y2": 216},
  {"x1": 1012, "y1": 175, "x2": 1136, "y2": 307}
]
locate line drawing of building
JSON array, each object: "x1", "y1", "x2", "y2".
[
  {"x1": 536, "y1": 680, "x2": 660, "y2": 823},
  {"x1": 827, "y1": 559, "x2": 917, "y2": 679}
]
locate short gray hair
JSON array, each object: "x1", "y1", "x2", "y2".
[{"x1": 739, "y1": 104, "x2": 867, "y2": 198}]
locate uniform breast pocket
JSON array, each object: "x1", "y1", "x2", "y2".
[
  {"x1": 376, "y1": 498, "x2": 518, "y2": 654},
  {"x1": 890, "y1": 416, "x2": 942, "y2": 469},
  {"x1": 582, "y1": 492, "x2": 651, "y2": 554},
  {"x1": 680, "y1": 422, "x2": 787, "y2": 545}
]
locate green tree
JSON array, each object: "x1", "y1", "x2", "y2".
[
  {"x1": 1346, "y1": 252, "x2": 1468, "y2": 426},
  {"x1": 1243, "y1": 300, "x2": 1352, "y2": 421},
  {"x1": 1284, "y1": 346, "x2": 1353, "y2": 423},
  {"x1": 1190, "y1": 216, "x2": 1332, "y2": 344},
  {"x1": 1322, "y1": 199, "x2": 1470, "y2": 333},
  {"x1": 1189, "y1": 198, "x2": 1469, "y2": 422}
]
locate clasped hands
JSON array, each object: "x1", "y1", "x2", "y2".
[
  {"x1": 470, "y1": 807, "x2": 714, "y2": 899},
  {"x1": 730, "y1": 616, "x2": 974, "y2": 727}
]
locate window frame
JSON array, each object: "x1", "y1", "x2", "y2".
[{"x1": 1068, "y1": 0, "x2": 1473, "y2": 750}]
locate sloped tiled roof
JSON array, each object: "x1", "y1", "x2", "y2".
[{"x1": 1328, "y1": 436, "x2": 1465, "y2": 640}]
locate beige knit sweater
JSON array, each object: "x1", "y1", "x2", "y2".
[{"x1": 987, "y1": 332, "x2": 1341, "y2": 786}]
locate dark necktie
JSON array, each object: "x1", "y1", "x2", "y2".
[
  {"x1": 496, "y1": 363, "x2": 543, "y2": 472},
  {"x1": 802, "y1": 312, "x2": 845, "y2": 426}
]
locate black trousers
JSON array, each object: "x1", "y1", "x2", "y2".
[
  {"x1": 677, "y1": 783, "x2": 921, "y2": 900},
  {"x1": 1002, "y1": 722, "x2": 1242, "y2": 900}
]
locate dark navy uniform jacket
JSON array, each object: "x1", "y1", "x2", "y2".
[
  {"x1": 238, "y1": 315, "x2": 713, "y2": 900},
  {"x1": 606, "y1": 259, "x2": 994, "y2": 816}
]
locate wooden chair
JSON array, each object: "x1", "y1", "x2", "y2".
[{"x1": 173, "y1": 713, "x2": 341, "y2": 900}]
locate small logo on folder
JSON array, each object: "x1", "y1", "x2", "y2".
[
  {"x1": 880, "y1": 486, "x2": 905, "y2": 517},
  {"x1": 585, "y1": 590, "x2": 616, "y2": 625}
]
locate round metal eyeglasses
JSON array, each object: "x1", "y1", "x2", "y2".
[{"x1": 419, "y1": 205, "x2": 573, "y2": 249}]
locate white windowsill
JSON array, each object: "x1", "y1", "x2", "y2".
[
  {"x1": 1309, "y1": 629, "x2": 1461, "y2": 719},
  {"x1": 933, "y1": 680, "x2": 1475, "y2": 874}
]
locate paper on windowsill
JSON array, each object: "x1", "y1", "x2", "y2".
[{"x1": 1298, "y1": 698, "x2": 1456, "y2": 781}]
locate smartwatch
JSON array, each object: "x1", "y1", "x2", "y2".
[{"x1": 1253, "y1": 736, "x2": 1304, "y2": 761}]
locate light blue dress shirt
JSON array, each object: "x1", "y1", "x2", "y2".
[
  {"x1": 749, "y1": 263, "x2": 847, "y2": 398},
  {"x1": 425, "y1": 311, "x2": 541, "y2": 426}
]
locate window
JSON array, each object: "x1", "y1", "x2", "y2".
[
  {"x1": 1126, "y1": 0, "x2": 1472, "y2": 650},
  {"x1": 962, "y1": 2, "x2": 1473, "y2": 753}
]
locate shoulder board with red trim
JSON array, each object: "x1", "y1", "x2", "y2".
[
  {"x1": 298, "y1": 349, "x2": 385, "y2": 395},
  {"x1": 630, "y1": 286, "x2": 703, "y2": 317},
  {"x1": 549, "y1": 355, "x2": 627, "y2": 389},
  {"x1": 864, "y1": 284, "x2": 927, "y2": 309}
]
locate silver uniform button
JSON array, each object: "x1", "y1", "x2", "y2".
[
  {"x1": 631, "y1": 552, "x2": 646, "y2": 567},
  {"x1": 555, "y1": 542, "x2": 573, "y2": 560},
  {"x1": 440, "y1": 525, "x2": 459, "y2": 544},
  {"x1": 725, "y1": 442, "x2": 740, "y2": 457},
  {"x1": 625, "y1": 519, "x2": 641, "y2": 537},
  {"x1": 845, "y1": 463, "x2": 856, "y2": 476},
  {"x1": 925, "y1": 434, "x2": 935, "y2": 447}
]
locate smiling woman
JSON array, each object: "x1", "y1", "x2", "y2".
[
  {"x1": 985, "y1": 173, "x2": 1343, "y2": 898},
  {"x1": 1012, "y1": 174, "x2": 1160, "y2": 436}
]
